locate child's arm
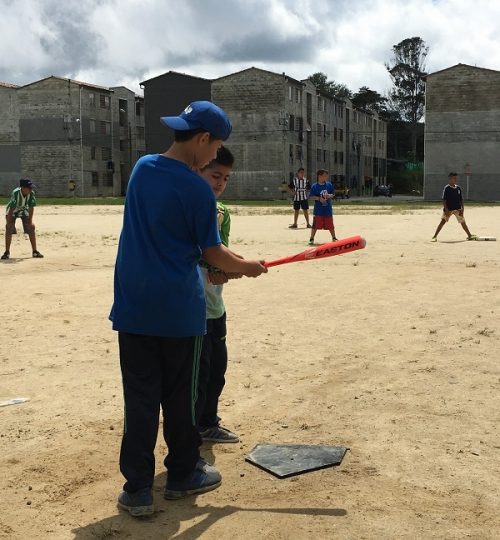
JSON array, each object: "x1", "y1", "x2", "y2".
[{"x1": 202, "y1": 244, "x2": 267, "y2": 278}]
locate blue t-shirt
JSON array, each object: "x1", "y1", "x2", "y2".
[
  {"x1": 310, "y1": 181, "x2": 334, "y2": 216},
  {"x1": 110, "y1": 154, "x2": 221, "y2": 337}
]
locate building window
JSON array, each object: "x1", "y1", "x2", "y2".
[
  {"x1": 289, "y1": 114, "x2": 295, "y2": 131},
  {"x1": 89, "y1": 93, "x2": 95, "y2": 107},
  {"x1": 323, "y1": 125, "x2": 327, "y2": 137},
  {"x1": 289, "y1": 172, "x2": 294, "y2": 182},
  {"x1": 89, "y1": 119, "x2": 96, "y2": 133},
  {"x1": 334, "y1": 151, "x2": 338, "y2": 164},
  {"x1": 317, "y1": 123, "x2": 321, "y2": 136},
  {"x1": 289, "y1": 144, "x2": 293, "y2": 164},
  {"x1": 339, "y1": 151, "x2": 344, "y2": 164},
  {"x1": 288, "y1": 86, "x2": 292, "y2": 101},
  {"x1": 100, "y1": 94, "x2": 110, "y2": 109},
  {"x1": 295, "y1": 145, "x2": 302, "y2": 160},
  {"x1": 339, "y1": 129, "x2": 343, "y2": 142},
  {"x1": 135, "y1": 101, "x2": 142, "y2": 116},
  {"x1": 323, "y1": 149, "x2": 327, "y2": 162},
  {"x1": 104, "y1": 172, "x2": 114, "y2": 187},
  {"x1": 333, "y1": 127, "x2": 337, "y2": 141},
  {"x1": 317, "y1": 148, "x2": 322, "y2": 162},
  {"x1": 297, "y1": 116, "x2": 303, "y2": 132},
  {"x1": 100, "y1": 121, "x2": 111, "y2": 135},
  {"x1": 91, "y1": 172, "x2": 98, "y2": 187},
  {"x1": 101, "y1": 147, "x2": 112, "y2": 161},
  {"x1": 90, "y1": 146, "x2": 96, "y2": 160},
  {"x1": 119, "y1": 139, "x2": 126, "y2": 151},
  {"x1": 295, "y1": 88, "x2": 301, "y2": 104},
  {"x1": 136, "y1": 126, "x2": 145, "y2": 139},
  {"x1": 317, "y1": 97, "x2": 322, "y2": 111}
]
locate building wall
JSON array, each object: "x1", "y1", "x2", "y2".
[
  {"x1": 141, "y1": 72, "x2": 211, "y2": 154},
  {"x1": 0, "y1": 77, "x2": 143, "y2": 197},
  {"x1": 424, "y1": 64, "x2": 500, "y2": 200},
  {"x1": 212, "y1": 69, "x2": 289, "y2": 199},
  {"x1": 0, "y1": 84, "x2": 20, "y2": 194}
]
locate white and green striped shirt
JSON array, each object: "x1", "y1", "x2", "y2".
[{"x1": 6, "y1": 187, "x2": 36, "y2": 218}]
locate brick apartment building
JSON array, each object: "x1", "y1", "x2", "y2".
[
  {"x1": 424, "y1": 63, "x2": 500, "y2": 200},
  {"x1": 0, "y1": 76, "x2": 145, "y2": 197},
  {"x1": 141, "y1": 68, "x2": 387, "y2": 199}
]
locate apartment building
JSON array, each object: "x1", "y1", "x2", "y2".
[
  {"x1": 424, "y1": 63, "x2": 500, "y2": 200},
  {"x1": 0, "y1": 76, "x2": 144, "y2": 197},
  {"x1": 141, "y1": 67, "x2": 387, "y2": 199}
]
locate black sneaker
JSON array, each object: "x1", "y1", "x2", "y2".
[
  {"x1": 1, "y1": 252, "x2": 9, "y2": 260},
  {"x1": 200, "y1": 425, "x2": 239, "y2": 443},
  {"x1": 164, "y1": 458, "x2": 221, "y2": 500},
  {"x1": 32, "y1": 250, "x2": 44, "y2": 258},
  {"x1": 288, "y1": 224, "x2": 298, "y2": 229},
  {"x1": 117, "y1": 488, "x2": 154, "y2": 517}
]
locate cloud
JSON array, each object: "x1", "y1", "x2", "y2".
[{"x1": 1, "y1": 0, "x2": 500, "y2": 96}]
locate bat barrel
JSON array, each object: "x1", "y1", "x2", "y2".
[{"x1": 265, "y1": 235, "x2": 366, "y2": 267}]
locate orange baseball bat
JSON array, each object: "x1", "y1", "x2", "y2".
[{"x1": 264, "y1": 235, "x2": 366, "y2": 268}]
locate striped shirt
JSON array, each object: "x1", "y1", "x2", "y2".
[
  {"x1": 289, "y1": 176, "x2": 311, "y2": 202},
  {"x1": 5, "y1": 187, "x2": 37, "y2": 218}
]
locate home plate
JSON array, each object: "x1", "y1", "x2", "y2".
[{"x1": 245, "y1": 444, "x2": 349, "y2": 478}]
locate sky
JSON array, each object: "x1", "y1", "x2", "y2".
[{"x1": 2, "y1": 0, "x2": 500, "y2": 96}]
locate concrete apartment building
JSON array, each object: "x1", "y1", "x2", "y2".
[
  {"x1": 424, "y1": 63, "x2": 500, "y2": 200},
  {"x1": 141, "y1": 68, "x2": 387, "y2": 199},
  {"x1": 0, "y1": 76, "x2": 145, "y2": 197}
]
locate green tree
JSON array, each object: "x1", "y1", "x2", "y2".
[
  {"x1": 386, "y1": 37, "x2": 428, "y2": 159},
  {"x1": 308, "y1": 72, "x2": 352, "y2": 99},
  {"x1": 351, "y1": 86, "x2": 395, "y2": 119}
]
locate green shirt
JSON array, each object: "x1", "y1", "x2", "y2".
[
  {"x1": 6, "y1": 188, "x2": 36, "y2": 218},
  {"x1": 201, "y1": 202, "x2": 231, "y2": 320}
]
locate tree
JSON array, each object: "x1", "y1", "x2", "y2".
[
  {"x1": 386, "y1": 37, "x2": 428, "y2": 123},
  {"x1": 351, "y1": 86, "x2": 391, "y2": 117},
  {"x1": 386, "y1": 37, "x2": 428, "y2": 159},
  {"x1": 308, "y1": 72, "x2": 352, "y2": 99}
]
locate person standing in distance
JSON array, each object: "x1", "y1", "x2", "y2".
[
  {"x1": 110, "y1": 101, "x2": 267, "y2": 517},
  {"x1": 288, "y1": 167, "x2": 311, "y2": 228},
  {"x1": 431, "y1": 172, "x2": 477, "y2": 242},
  {"x1": 2, "y1": 178, "x2": 43, "y2": 260}
]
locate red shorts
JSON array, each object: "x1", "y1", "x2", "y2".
[{"x1": 312, "y1": 215, "x2": 334, "y2": 230}]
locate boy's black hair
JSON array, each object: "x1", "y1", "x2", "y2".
[
  {"x1": 174, "y1": 128, "x2": 217, "y2": 142},
  {"x1": 317, "y1": 169, "x2": 329, "y2": 178},
  {"x1": 201, "y1": 145, "x2": 234, "y2": 170},
  {"x1": 297, "y1": 167, "x2": 305, "y2": 172}
]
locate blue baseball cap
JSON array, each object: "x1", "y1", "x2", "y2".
[
  {"x1": 161, "y1": 101, "x2": 232, "y2": 141},
  {"x1": 20, "y1": 178, "x2": 35, "y2": 189}
]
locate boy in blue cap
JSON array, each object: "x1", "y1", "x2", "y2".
[
  {"x1": 2, "y1": 178, "x2": 43, "y2": 260},
  {"x1": 110, "y1": 101, "x2": 267, "y2": 517}
]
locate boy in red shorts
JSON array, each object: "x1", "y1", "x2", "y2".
[{"x1": 308, "y1": 169, "x2": 337, "y2": 245}]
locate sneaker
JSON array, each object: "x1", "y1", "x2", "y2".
[
  {"x1": 331, "y1": 237, "x2": 338, "y2": 242},
  {"x1": 308, "y1": 239, "x2": 315, "y2": 245},
  {"x1": 288, "y1": 224, "x2": 298, "y2": 229},
  {"x1": 1, "y1": 251, "x2": 9, "y2": 260},
  {"x1": 306, "y1": 224, "x2": 312, "y2": 228},
  {"x1": 200, "y1": 425, "x2": 239, "y2": 443},
  {"x1": 431, "y1": 236, "x2": 437, "y2": 242},
  {"x1": 32, "y1": 250, "x2": 44, "y2": 258},
  {"x1": 117, "y1": 488, "x2": 154, "y2": 517},
  {"x1": 164, "y1": 458, "x2": 221, "y2": 500},
  {"x1": 467, "y1": 235, "x2": 478, "y2": 241}
]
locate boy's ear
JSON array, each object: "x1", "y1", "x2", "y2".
[{"x1": 197, "y1": 131, "x2": 211, "y2": 145}]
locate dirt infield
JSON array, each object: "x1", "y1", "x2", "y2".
[{"x1": 1, "y1": 205, "x2": 499, "y2": 539}]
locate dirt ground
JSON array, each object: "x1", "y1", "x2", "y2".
[{"x1": 1, "y1": 204, "x2": 499, "y2": 540}]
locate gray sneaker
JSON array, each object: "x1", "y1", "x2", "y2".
[
  {"x1": 164, "y1": 458, "x2": 221, "y2": 500},
  {"x1": 200, "y1": 425, "x2": 239, "y2": 443},
  {"x1": 117, "y1": 488, "x2": 154, "y2": 517}
]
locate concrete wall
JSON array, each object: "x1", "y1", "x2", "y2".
[
  {"x1": 141, "y1": 72, "x2": 211, "y2": 154},
  {"x1": 0, "y1": 85, "x2": 21, "y2": 194},
  {"x1": 424, "y1": 64, "x2": 500, "y2": 200}
]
